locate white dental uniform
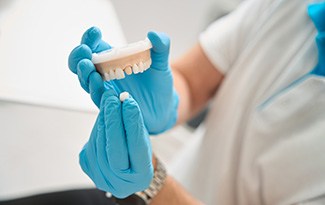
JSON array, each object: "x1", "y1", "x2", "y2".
[{"x1": 170, "y1": 0, "x2": 325, "y2": 204}]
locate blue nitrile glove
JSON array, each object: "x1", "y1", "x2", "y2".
[
  {"x1": 79, "y1": 90, "x2": 153, "y2": 198},
  {"x1": 308, "y1": 2, "x2": 325, "y2": 76},
  {"x1": 68, "y1": 27, "x2": 179, "y2": 134}
]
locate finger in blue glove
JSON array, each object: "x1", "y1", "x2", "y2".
[{"x1": 68, "y1": 27, "x2": 112, "y2": 107}]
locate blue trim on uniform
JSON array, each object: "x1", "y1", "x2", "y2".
[{"x1": 257, "y1": 73, "x2": 316, "y2": 110}]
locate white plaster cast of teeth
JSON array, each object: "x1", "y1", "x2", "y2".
[
  {"x1": 109, "y1": 69, "x2": 116, "y2": 80},
  {"x1": 139, "y1": 62, "x2": 145, "y2": 73},
  {"x1": 115, "y1": 68, "x2": 125, "y2": 79},
  {"x1": 119, "y1": 91, "x2": 129, "y2": 102},
  {"x1": 133, "y1": 64, "x2": 140, "y2": 74},
  {"x1": 124, "y1": 66, "x2": 132, "y2": 75},
  {"x1": 92, "y1": 38, "x2": 152, "y2": 81},
  {"x1": 104, "y1": 72, "x2": 110, "y2": 81}
]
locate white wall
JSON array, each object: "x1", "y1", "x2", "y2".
[
  {"x1": 0, "y1": 0, "x2": 125, "y2": 112},
  {"x1": 111, "y1": 0, "x2": 242, "y2": 58}
]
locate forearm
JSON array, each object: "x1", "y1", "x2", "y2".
[
  {"x1": 150, "y1": 176, "x2": 203, "y2": 205},
  {"x1": 172, "y1": 43, "x2": 224, "y2": 124},
  {"x1": 172, "y1": 69, "x2": 192, "y2": 124}
]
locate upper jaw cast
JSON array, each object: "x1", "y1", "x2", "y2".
[{"x1": 96, "y1": 51, "x2": 152, "y2": 81}]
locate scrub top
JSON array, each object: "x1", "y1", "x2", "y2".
[{"x1": 170, "y1": 0, "x2": 325, "y2": 204}]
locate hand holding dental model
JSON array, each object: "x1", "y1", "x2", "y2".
[
  {"x1": 68, "y1": 27, "x2": 179, "y2": 134},
  {"x1": 79, "y1": 90, "x2": 153, "y2": 198}
]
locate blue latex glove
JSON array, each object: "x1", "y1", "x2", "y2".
[
  {"x1": 79, "y1": 90, "x2": 153, "y2": 198},
  {"x1": 68, "y1": 27, "x2": 179, "y2": 134},
  {"x1": 308, "y1": 2, "x2": 325, "y2": 76}
]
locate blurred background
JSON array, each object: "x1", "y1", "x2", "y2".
[{"x1": 0, "y1": 0, "x2": 240, "y2": 201}]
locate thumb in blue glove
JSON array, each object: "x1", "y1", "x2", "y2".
[{"x1": 79, "y1": 90, "x2": 153, "y2": 198}]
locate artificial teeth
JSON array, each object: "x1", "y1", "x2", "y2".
[
  {"x1": 143, "y1": 61, "x2": 149, "y2": 70},
  {"x1": 124, "y1": 66, "x2": 132, "y2": 75},
  {"x1": 109, "y1": 69, "x2": 116, "y2": 80},
  {"x1": 104, "y1": 72, "x2": 110, "y2": 81},
  {"x1": 133, "y1": 64, "x2": 140, "y2": 74},
  {"x1": 138, "y1": 62, "x2": 144, "y2": 73},
  {"x1": 115, "y1": 68, "x2": 125, "y2": 79},
  {"x1": 138, "y1": 67, "x2": 144, "y2": 73},
  {"x1": 145, "y1": 59, "x2": 152, "y2": 70}
]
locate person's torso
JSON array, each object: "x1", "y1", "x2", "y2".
[{"x1": 171, "y1": 0, "x2": 325, "y2": 204}]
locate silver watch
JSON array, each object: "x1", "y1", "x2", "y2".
[{"x1": 135, "y1": 158, "x2": 167, "y2": 204}]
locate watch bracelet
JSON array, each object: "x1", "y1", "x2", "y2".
[{"x1": 135, "y1": 157, "x2": 167, "y2": 204}]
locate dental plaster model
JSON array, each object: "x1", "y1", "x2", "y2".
[{"x1": 92, "y1": 38, "x2": 152, "y2": 81}]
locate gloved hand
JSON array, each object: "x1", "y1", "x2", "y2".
[
  {"x1": 79, "y1": 90, "x2": 153, "y2": 198},
  {"x1": 68, "y1": 27, "x2": 179, "y2": 134}
]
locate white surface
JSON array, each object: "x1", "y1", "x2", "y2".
[
  {"x1": 0, "y1": 100, "x2": 97, "y2": 200},
  {"x1": 0, "y1": 0, "x2": 126, "y2": 112},
  {"x1": 170, "y1": 0, "x2": 325, "y2": 204},
  {"x1": 92, "y1": 38, "x2": 152, "y2": 64}
]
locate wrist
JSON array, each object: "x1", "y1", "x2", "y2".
[
  {"x1": 152, "y1": 155, "x2": 157, "y2": 171},
  {"x1": 135, "y1": 156, "x2": 167, "y2": 204},
  {"x1": 111, "y1": 156, "x2": 167, "y2": 204}
]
